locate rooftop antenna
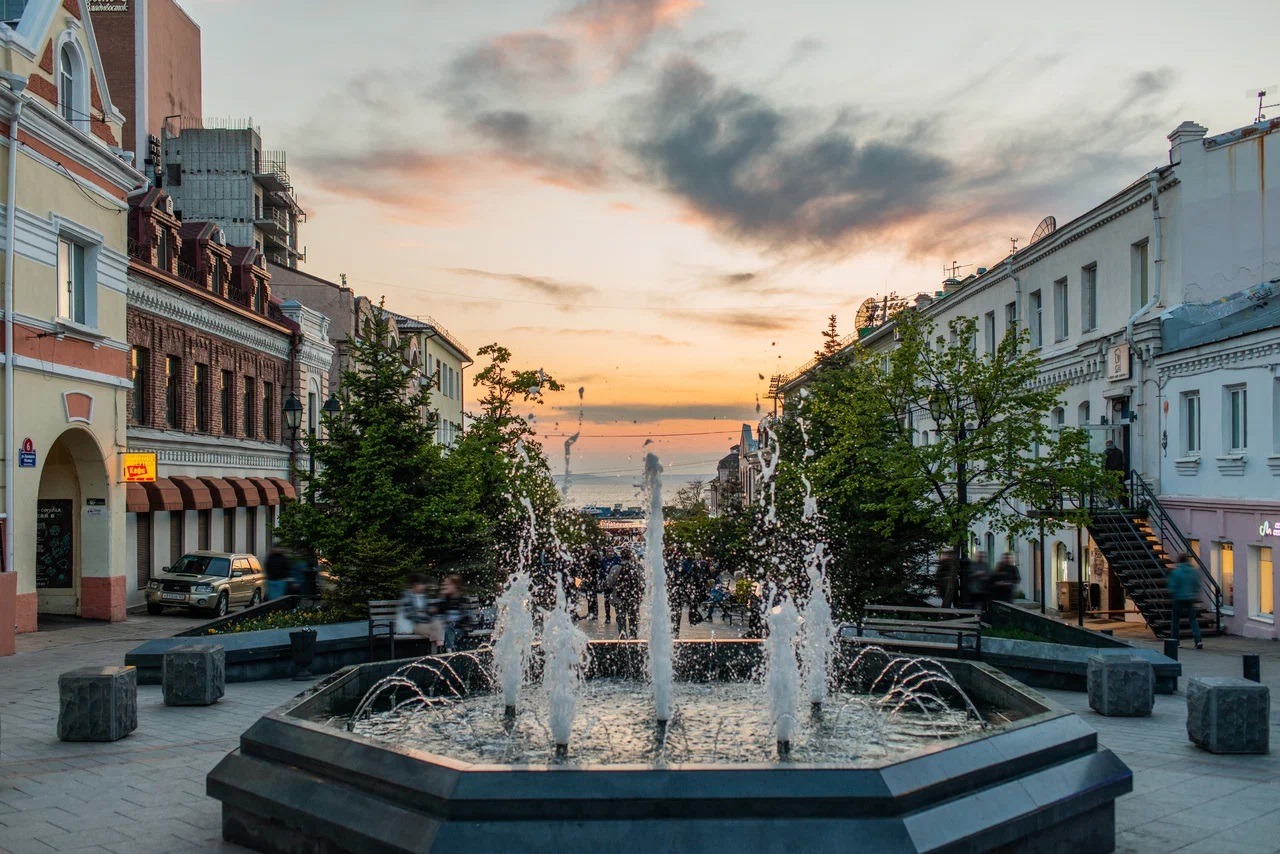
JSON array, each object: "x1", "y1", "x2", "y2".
[
  {"x1": 1009, "y1": 237, "x2": 1019, "y2": 255},
  {"x1": 339, "y1": 273, "x2": 347, "y2": 287},
  {"x1": 1247, "y1": 85, "x2": 1280, "y2": 122},
  {"x1": 945, "y1": 261, "x2": 972, "y2": 278}
]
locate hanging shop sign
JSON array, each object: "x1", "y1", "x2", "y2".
[{"x1": 122, "y1": 452, "x2": 157, "y2": 483}]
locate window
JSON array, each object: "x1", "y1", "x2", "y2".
[
  {"x1": 193, "y1": 364, "x2": 209, "y2": 432},
  {"x1": 246, "y1": 507, "x2": 258, "y2": 555},
  {"x1": 253, "y1": 279, "x2": 265, "y2": 313},
  {"x1": 1053, "y1": 278, "x2": 1069, "y2": 341},
  {"x1": 221, "y1": 370, "x2": 235, "y2": 434},
  {"x1": 261, "y1": 381, "x2": 274, "y2": 440},
  {"x1": 1227, "y1": 386, "x2": 1247, "y2": 452},
  {"x1": 211, "y1": 261, "x2": 223, "y2": 296},
  {"x1": 1029, "y1": 290, "x2": 1042, "y2": 348},
  {"x1": 58, "y1": 43, "x2": 80, "y2": 126},
  {"x1": 1081, "y1": 264, "x2": 1097, "y2": 331},
  {"x1": 223, "y1": 510, "x2": 236, "y2": 551},
  {"x1": 1214, "y1": 542, "x2": 1235, "y2": 612},
  {"x1": 983, "y1": 312, "x2": 996, "y2": 355},
  {"x1": 57, "y1": 237, "x2": 86, "y2": 324},
  {"x1": 308, "y1": 390, "x2": 318, "y2": 436},
  {"x1": 1005, "y1": 301, "x2": 1017, "y2": 337},
  {"x1": 1131, "y1": 240, "x2": 1149, "y2": 310},
  {"x1": 1078, "y1": 401, "x2": 1091, "y2": 426},
  {"x1": 135, "y1": 512, "x2": 152, "y2": 588},
  {"x1": 157, "y1": 229, "x2": 171, "y2": 272},
  {"x1": 165, "y1": 356, "x2": 181, "y2": 428},
  {"x1": 197, "y1": 509, "x2": 211, "y2": 551},
  {"x1": 1051, "y1": 407, "x2": 1065, "y2": 431},
  {"x1": 1, "y1": 1, "x2": 30, "y2": 29},
  {"x1": 243, "y1": 377, "x2": 257, "y2": 437},
  {"x1": 1255, "y1": 547, "x2": 1275, "y2": 619},
  {"x1": 169, "y1": 512, "x2": 185, "y2": 566},
  {"x1": 1182, "y1": 392, "x2": 1200, "y2": 454},
  {"x1": 130, "y1": 347, "x2": 148, "y2": 425}
]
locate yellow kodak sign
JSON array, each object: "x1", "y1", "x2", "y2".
[{"x1": 122, "y1": 453, "x2": 157, "y2": 483}]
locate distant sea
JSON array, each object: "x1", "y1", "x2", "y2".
[{"x1": 553, "y1": 473, "x2": 717, "y2": 509}]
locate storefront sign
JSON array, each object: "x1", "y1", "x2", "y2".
[
  {"x1": 1107, "y1": 344, "x2": 1131, "y2": 380},
  {"x1": 87, "y1": 1, "x2": 130, "y2": 12},
  {"x1": 17, "y1": 438, "x2": 35, "y2": 468},
  {"x1": 1261, "y1": 521, "x2": 1279, "y2": 538},
  {"x1": 122, "y1": 452, "x2": 157, "y2": 482}
]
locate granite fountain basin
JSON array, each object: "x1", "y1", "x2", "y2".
[{"x1": 207, "y1": 639, "x2": 1132, "y2": 853}]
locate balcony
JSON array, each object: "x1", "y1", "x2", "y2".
[
  {"x1": 255, "y1": 206, "x2": 291, "y2": 237},
  {"x1": 254, "y1": 151, "x2": 293, "y2": 195}
]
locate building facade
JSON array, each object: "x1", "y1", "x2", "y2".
[
  {"x1": 123, "y1": 187, "x2": 297, "y2": 605},
  {"x1": 279, "y1": 297, "x2": 336, "y2": 450},
  {"x1": 774, "y1": 117, "x2": 1280, "y2": 630},
  {"x1": 90, "y1": 0, "x2": 201, "y2": 183},
  {"x1": 160, "y1": 120, "x2": 304, "y2": 269},
  {"x1": 0, "y1": 0, "x2": 145, "y2": 654}
]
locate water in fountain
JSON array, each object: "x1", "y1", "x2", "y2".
[
  {"x1": 764, "y1": 591, "x2": 803, "y2": 754},
  {"x1": 800, "y1": 549, "x2": 833, "y2": 706},
  {"x1": 542, "y1": 576, "x2": 589, "y2": 754},
  {"x1": 642, "y1": 453, "x2": 674, "y2": 723},
  {"x1": 492, "y1": 496, "x2": 538, "y2": 714}
]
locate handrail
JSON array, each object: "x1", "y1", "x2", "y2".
[
  {"x1": 1130, "y1": 471, "x2": 1222, "y2": 634},
  {"x1": 1096, "y1": 486, "x2": 1174, "y2": 627}
]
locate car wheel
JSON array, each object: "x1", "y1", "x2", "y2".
[
  {"x1": 214, "y1": 592, "x2": 229, "y2": 617},
  {"x1": 249, "y1": 588, "x2": 262, "y2": 608},
  {"x1": 146, "y1": 603, "x2": 165, "y2": 616}
]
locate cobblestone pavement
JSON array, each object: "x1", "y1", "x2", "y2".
[{"x1": 1, "y1": 610, "x2": 1277, "y2": 853}]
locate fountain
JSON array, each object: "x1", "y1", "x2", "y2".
[{"x1": 208, "y1": 449, "x2": 1133, "y2": 853}]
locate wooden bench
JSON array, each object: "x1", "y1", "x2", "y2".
[
  {"x1": 850, "y1": 605, "x2": 983, "y2": 656},
  {"x1": 368, "y1": 597, "x2": 498, "y2": 661},
  {"x1": 368, "y1": 599, "x2": 419, "y2": 662}
]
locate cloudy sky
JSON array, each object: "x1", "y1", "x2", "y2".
[{"x1": 185, "y1": 0, "x2": 1277, "y2": 475}]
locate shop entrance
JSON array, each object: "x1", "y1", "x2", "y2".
[{"x1": 36, "y1": 428, "x2": 108, "y2": 618}]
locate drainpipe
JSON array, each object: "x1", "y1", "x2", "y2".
[
  {"x1": 2, "y1": 76, "x2": 26, "y2": 582},
  {"x1": 1124, "y1": 171, "x2": 1163, "y2": 480}
]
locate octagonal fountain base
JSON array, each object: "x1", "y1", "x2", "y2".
[{"x1": 208, "y1": 640, "x2": 1131, "y2": 853}]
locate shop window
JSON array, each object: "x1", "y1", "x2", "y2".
[
  {"x1": 169, "y1": 512, "x2": 185, "y2": 566},
  {"x1": 224, "y1": 510, "x2": 236, "y2": 552},
  {"x1": 1213, "y1": 542, "x2": 1235, "y2": 613},
  {"x1": 1252, "y1": 546, "x2": 1273, "y2": 620},
  {"x1": 246, "y1": 507, "x2": 258, "y2": 555},
  {"x1": 136, "y1": 513, "x2": 152, "y2": 588},
  {"x1": 197, "y1": 509, "x2": 211, "y2": 551}
]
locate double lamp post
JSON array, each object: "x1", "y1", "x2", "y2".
[{"x1": 283, "y1": 390, "x2": 342, "y2": 597}]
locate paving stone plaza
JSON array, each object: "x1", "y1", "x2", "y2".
[{"x1": 0, "y1": 611, "x2": 1275, "y2": 853}]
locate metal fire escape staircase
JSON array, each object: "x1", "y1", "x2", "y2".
[{"x1": 1085, "y1": 472, "x2": 1221, "y2": 639}]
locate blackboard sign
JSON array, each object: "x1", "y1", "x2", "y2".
[{"x1": 36, "y1": 499, "x2": 73, "y2": 589}]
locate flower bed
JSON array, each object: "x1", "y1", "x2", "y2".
[{"x1": 204, "y1": 607, "x2": 347, "y2": 635}]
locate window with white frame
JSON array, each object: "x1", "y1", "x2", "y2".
[
  {"x1": 1182, "y1": 392, "x2": 1200, "y2": 454},
  {"x1": 1053, "y1": 277, "x2": 1069, "y2": 341},
  {"x1": 983, "y1": 311, "x2": 995, "y2": 355},
  {"x1": 57, "y1": 236, "x2": 87, "y2": 325},
  {"x1": 1029, "y1": 290, "x2": 1042, "y2": 348},
  {"x1": 1251, "y1": 546, "x2": 1273, "y2": 620},
  {"x1": 1005, "y1": 301, "x2": 1017, "y2": 337},
  {"x1": 1213, "y1": 542, "x2": 1235, "y2": 612},
  {"x1": 1226, "y1": 386, "x2": 1247, "y2": 452},
  {"x1": 1051, "y1": 407, "x2": 1065, "y2": 431},
  {"x1": 58, "y1": 42, "x2": 86, "y2": 131},
  {"x1": 1131, "y1": 239, "x2": 1149, "y2": 311},
  {"x1": 1077, "y1": 401, "x2": 1090, "y2": 425},
  {"x1": 1081, "y1": 264, "x2": 1097, "y2": 332}
]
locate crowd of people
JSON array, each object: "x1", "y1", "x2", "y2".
[{"x1": 933, "y1": 549, "x2": 1022, "y2": 613}]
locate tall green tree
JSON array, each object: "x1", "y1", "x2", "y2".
[{"x1": 276, "y1": 304, "x2": 483, "y2": 613}]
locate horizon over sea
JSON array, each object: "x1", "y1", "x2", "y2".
[{"x1": 553, "y1": 472, "x2": 716, "y2": 509}]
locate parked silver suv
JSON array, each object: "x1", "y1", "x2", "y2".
[{"x1": 145, "y1": 551, "x2": 265, "y2": 617}]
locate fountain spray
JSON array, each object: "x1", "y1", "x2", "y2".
[
  {"x1": 543, "y1": 575, "x2": 589, "y2": 756},
  {"x1": 643, "y1": 453, "x2": 674, "y2": 724},
  {"x1": 493, "y1": 495, "x2": 538, "y2": 716},
  {"x1": 765, "y1": 591, "x2": 802, "y2": 757},
  {"x1": 561, "y1": 386, "x2": 584, "y2": 502}
]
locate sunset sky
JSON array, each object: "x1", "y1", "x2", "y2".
[{"x1": 184, "y1": 0, "x2": 1277, "y2": 476}]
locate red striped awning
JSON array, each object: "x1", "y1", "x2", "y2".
[
  {"x1": 268, "y1": 477, "x2": 296, "y2": 501},
  {"x1": 198, "y1": 477, "x2": 237, "y2": 508},
  {"x1": 126, "y1": 483, "x2": 149, "y2": 513},
  {"x1": 248, "y1": 477, "x2": 280, "y2": 507},
  {"x1": 139, "y1": 478, "x2": 182, "y2": 512},
  {"x1": 169, "y1": 475, "x2": 213, "y2": 510},
  {"x1": 225, "y1": 477, "x2": 262, "y2": 508}
]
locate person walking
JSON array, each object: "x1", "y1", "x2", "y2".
[
  {"x1": 967, "y1": 552, "x2": 991, "y2": 616},
  {"x1": 1167, "y1": 553, "x2": 1203, "y2": 649},
  {"x1": 614, "y1": 549, "x2": 643, "y2": 640},
  {"x1": 583, "y1": 550, "x2": 601, "y2": 620},
  {"x1": 936, "y1": 549, "x2": 959, "y2": 608},
  {"x1": 990, "y1": 553, "x2": 1021, "y2": 605},
  {"x1": 602, "y1": 550, "x2": 621, "y2": 625},
  {"x1": 1104, "y1": 439, "x2": 1128, "y2": 506},
  {"x1": 264, "y1": 546, "x2": 292, "y2": 601}
]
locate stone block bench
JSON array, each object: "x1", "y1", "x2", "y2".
[
  {"x1": 58, "y1": 666, "x2": 137, "y2": 742},
  {"x1": 1087, "y1": 652, "x2": 1153, "y2": 716},
  {"x1": 163, "y1": 644, "x2": 226, "y2": 706},
  {"x1": 1186, "y1": 677, "x2": 1270, "y2": 754}
]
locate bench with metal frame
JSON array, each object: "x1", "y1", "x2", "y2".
[
  {"x1": 851, "y1": 605, "x2": 984, "y2": 656},
  {"x1": 368, "y1": 598, "x2": 497, "y2": 661}
]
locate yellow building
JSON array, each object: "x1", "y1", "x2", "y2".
[{"x1": 0, "y1": 0, "x2": 144, "y2": 654}]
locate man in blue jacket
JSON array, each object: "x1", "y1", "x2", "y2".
[{"x1": 1167, "y1": 554, "x2": 1203, "y2": 649}]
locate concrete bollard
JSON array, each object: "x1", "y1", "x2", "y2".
[
  {"x1": 1243, "y1": 654, "x2": 1261, "y2": 683},
  {"x1": 1163, "y1": 638, "x2": 1179, "y2": 661}
]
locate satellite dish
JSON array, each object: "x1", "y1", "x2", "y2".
[
  {"x1": 854, "y1": 297, "x2": 879, "y2": 329},
  {"x1": 1030, "y1": 216, "x2": 1057, "y2": 245}
]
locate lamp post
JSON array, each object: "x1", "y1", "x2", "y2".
[{"x1": 284, "y1": 390, "x2": 342, "y2": 597}]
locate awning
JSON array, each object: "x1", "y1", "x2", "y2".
[
  {"x1": 248, "y1": 477, "x2": 280, "y2": 507},
  {"x1": 140, "y1": 478, "x2": 182, "y2": 512},
  {"x1": 268, "y1": 477, "x2": 297, "y2": 501},
  {"x1": 169, "y1": 475, "x2": 213, "y2": 510},
  {"x1": 198, "y1": 477, "x2": 237, "y2": 508},
  {"x1": 126, "y1": 483, "x2": 149, "y2": 513},
  {"x1": 225, "y1": 477, "x2": 262, "y2": 508}
]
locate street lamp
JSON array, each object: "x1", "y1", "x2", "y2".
[{"x1": 284, "y1": 391, "x2": 342, "y2": 597}]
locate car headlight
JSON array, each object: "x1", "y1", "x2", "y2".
[
  {"x1": 193, "y1": 583, "x2": 214, "y2": 594},
  {"x1": 147, "y1": 581, "x2": 161, "y2": 591}
]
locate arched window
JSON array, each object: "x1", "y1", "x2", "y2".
[
  {"x1": 1051, "y1": 407, "x2": 1065, "y2": 431},
  {"x1": 58, "y1": 41, "x2": 86, "y2": 130},
  {"x1": 1078, "y1": 401, "x2": 1091, "y2": 426}
]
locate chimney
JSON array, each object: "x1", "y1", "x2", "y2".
[
  {"x1": 942, "y1": 277, "x2": 961, "y2": 293},
  {"x1": 1167, "y1": 121, "x2": 1208, "y2": 165},
  {"x1": 914, "y1": 293, "x2": 934, "y2": 310}
]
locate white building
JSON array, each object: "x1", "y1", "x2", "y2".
[{"x1": 775, "y1": 116, "x2": 1280, "y2": 637}]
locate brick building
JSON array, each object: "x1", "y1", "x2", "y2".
[{"x1": 123, "y1": 187, "x2": 301, "y2": 606}]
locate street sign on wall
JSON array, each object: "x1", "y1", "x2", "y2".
[
  {"x1": 17, "y1": 438, "x2": 35, "y2": 468},
  {"x1": 122, "y1": 453, "x2": 157, "y2": 482}
]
